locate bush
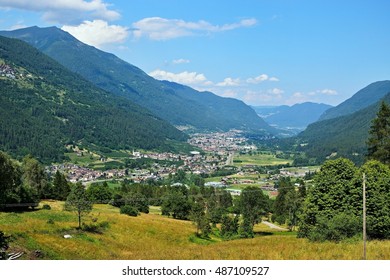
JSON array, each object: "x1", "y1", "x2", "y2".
[
  {"x1": 42, "y1": 204, "x2": 51, "y2": 210},
  {"x1": 120, "y1": 205, "x2": 139, "y2": 217},
  {"x1": 83, "y1": 221, "x2": 110, "y2": 233},
  {"x1": 307, "y1": 212, "x2": 361, "y2": 242}
]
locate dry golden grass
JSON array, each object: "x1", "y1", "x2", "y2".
[{"x1": 1, "y1": 200, "x2": 390, "y2": 260}]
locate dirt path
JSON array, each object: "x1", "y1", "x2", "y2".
[{"x1": 262, "y1": 221, "x2": 288, "y2": 231}]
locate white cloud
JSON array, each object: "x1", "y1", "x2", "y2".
[
  {"x1": 216, "y1": 77, "x2": 240, "y2": 87},
  {"x1": 149, "y1": 69, "x2": 210, "y2": 85},
  {"x1": 320, "y1": 89, "x2": 338, "y2": 95},
  {"x1": 268, "y1": 88, "x2": 284, "y2": 96},
  {"x1": 246, "y1": 74, "x2": 279, "y2": 84},
  {"x1": 172, "y1": 58, "x2": 190, "y2": 64},
  {"x1": 0, "y1": 0, "x2": 120, "y2": 24},
  {"x1": 132, "y1": 17, "x2": 257, "y2": 40},
  {"x1": 62, "y1": 20, "x2": 129, "y2": 48}
]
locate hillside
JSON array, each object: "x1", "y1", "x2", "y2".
[
  {"x1": 2, "y1": 200, "x2": 390, "y2": 260},
  {"x1": 297, "y1": 92, "x2": 390, "y2": 164},
  {"x1": 0, "y1": 26, "x2": 273, "y2": 133},
  {"x1": 0, "y1": 35, "x2": 187, "y2": 162},
  {"x1": 319, "y1": 80, "x2": 390, "y2": 121},
  {"x1": 252, "y1": 102, "x2": 332, "y2": 133}
]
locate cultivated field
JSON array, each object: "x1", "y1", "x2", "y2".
[
  {"x1": 232, "y1": 153, "x2": 293, "y2": 167},
  {"x1": 1, "y1": 201, "x2": 390, "y2": 260}
]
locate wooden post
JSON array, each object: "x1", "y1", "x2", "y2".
[{"x1": 363, "y1": 173, "x2": 367, "y2": 260}]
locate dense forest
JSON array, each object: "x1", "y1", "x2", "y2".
[{"x1": 0, "y1": 35, "x2": 188, "y2": 163}]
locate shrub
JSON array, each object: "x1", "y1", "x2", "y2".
[
  {"x1": 308, "y1": 212, "x2": 361, "y2": 242},
  {"x1": 42, "y1": 204, "x2": 51, "y2": 210},
  {"x1": 120, "y1": 205, "x2": 139, "y2": 217},
  {"x1": 83, "y1": 221, "x2": 110, "y2": 233}
]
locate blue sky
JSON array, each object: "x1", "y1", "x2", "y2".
[{"x1": 0, "y1": 0, "x2": 389, "y2": 106}]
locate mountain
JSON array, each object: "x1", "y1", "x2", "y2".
[
  {"x1": 0, "y1": 35, "x2": 187, "y2": 162},
  {"x1": 0, "y1": 26, "x2": 273, "y2": 134},
  {"x1": 319, "y1": 80, "x2": 390, "y2": 121},
  {"x1": 297, "y1": 90, "x2": 390, "y2": 164},
  {"x1": 252, "y1": 102, "x2": 332, "y2": 133}
]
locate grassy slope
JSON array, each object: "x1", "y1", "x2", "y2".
[{"x1": 2, "y1": 201, "x2": 390, "y2": 260}]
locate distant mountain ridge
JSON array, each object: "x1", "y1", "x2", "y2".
[
  {"x1": 0, "y1": 26, "x2": 273, "y2": 134},
  {"x1": 252, "y1": 102, "x2": 332, "y2": 134},
  {"x1": 298, "y1": 84, "x2": 390, "y2": 164},
  {"x1": 0, "y1": 35, "x2": 187, "y2": 162},
  {"x1": 319, "y1": 80, "x2": 390, "y2": 121}
]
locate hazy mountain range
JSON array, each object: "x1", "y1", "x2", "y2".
[{"x1": 0, "y1": 26, "x2": 274, "y2": 134}]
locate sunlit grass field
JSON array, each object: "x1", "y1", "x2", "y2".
[
  {"x1": 233, "y1": 153, "x2": 293, "y2": 167},
  {"x1": 1, "y1": 201, "x2": 390, "y2": 260}
]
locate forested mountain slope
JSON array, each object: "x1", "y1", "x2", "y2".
[
  {"x1": 298, "y1": 92, "x2": 390, "y2": 164},
  {"x1": 319, "y1": 80, "x2": 390, "y2": 121},
  {"x1": 0, "y1": 35, "x2": 187, "y2": 162},
  {"x1": 0, "y1": 26, "x2": 273, "y2": 133}
]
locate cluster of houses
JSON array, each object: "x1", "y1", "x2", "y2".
[
  {"x1": 188, "y1": 130, "x2": 256, "y2": 154},
  {"x1": 0, "y1": 64, "x2": 17, "y2": 79}
]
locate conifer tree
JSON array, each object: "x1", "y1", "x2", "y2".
[{"x1": 367, "y1": 101, "x2": 390, "y2": 164}]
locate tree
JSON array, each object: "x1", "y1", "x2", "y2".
[
  {"x1": 190, "y1": 197, "x2": 211, "y2": 237},
  {"x1": 64, "y1": 183, "x2": 93, "y2": 229},
  {"x1": 53, "y1": 170, "x2": 71, "y2": 200},
  {"x1": 0, "y1": 151, "x2": 21, "y2": 209},
  {"x1": 239, "y1": 186, "x2": 269, "y2": 238},
  {"x1": 367, "y1": 101, "x2": 390, "y2": 164},
  {"x1": 86, "y1": 182, "x2": 113, "y2": 204},
  {"x1": 21, "y1": 155, "x2": 46, "y2": 198},
  {"x1": 360, "y1": 160, "x2": 390, "y2": 239},
  {"x1": 298, "y1": 158, "x2": 360, "y2": 240}
]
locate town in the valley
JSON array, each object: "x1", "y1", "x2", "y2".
[{"x1": 46, "y1": 130, "x2": 316, "y2": 196}]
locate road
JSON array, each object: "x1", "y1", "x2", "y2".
[{"x1": 262, "y1": 221, "x2": 288, "y2": 231}]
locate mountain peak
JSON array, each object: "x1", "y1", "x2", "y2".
[{"x1": 319, "y1": 80, "x2": 390, "y2": 121}]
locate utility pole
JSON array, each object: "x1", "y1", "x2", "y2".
[{"x1": 363, "y1": 172, "x2": 367, "y2": 260}]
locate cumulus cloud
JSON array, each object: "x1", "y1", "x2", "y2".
[
  {"x1": 0, "y1": 0, "x2": 120, "y2": 24},
  {"x1": 62, "y1": 20, "x2": 129, "y2": 48},
  {"x1": 246, "y1": 74, "x2": 279, "y2": 84},
  {"x1": 149, "y1": 69, "x2": 210, "y2": 86},
  {"x1": 132, "y1": 17, "x2": 257, "y2": 40},
  {"x1": 320, "y1": 89, "x2": 338, "y2": 95},
  {"x1": 216, "y1": 77, "x2": 241, "y2": 87}
]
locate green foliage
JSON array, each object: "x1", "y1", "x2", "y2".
[
  {"x1": 42, "y1": 204, "x2": 51, "y2": 210},
  {"x1": 64, "y1": 183, "x2": 93, "y2": 229},
  {"x1": 238, "y1": 186, "x2": 270, "y2": 237},
  {"x1": 0, "y1": 151, "x2": 40, "y2": 209},
  {"x1": 361, "y1": 160, "x2": 390, "y2": 239},
  {"x1": 0, "y1": 231, "x2": 10, "y2": 260},
  {"x1": 299, "y1": 158, "x2": 390, "y2": 241},
  {"x1": 220, "y1": 215, "x2": 239, "y2": 239},
  {"x1": 86, "y1": 182, "x2": 113, "y2": 204},
  {"x1": 120, "y1": 205, "x2": 139, "y2": 217},
  {"x1": 189, "y1": 198, "x2": 211, "y2": 238},
  {"x1": 52, "y1": 170, "x2": 71, "y2": 201},
  {"x1": 367, "y1": 101, "x2": 390, "y2": 164},
  {"x1": 307, "y1": 212, "x2": 361, "y2": 242},
  {"x1": 161, "y1": 190, "x2": 191, "y2": 220}
]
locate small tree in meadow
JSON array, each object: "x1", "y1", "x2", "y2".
[{"x1": 64, "y1": 182, "x2": 93, "y2": 229}]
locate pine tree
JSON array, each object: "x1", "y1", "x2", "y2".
[{"x1": 367, "y1": 101, "x2": 390, "y2": 165}]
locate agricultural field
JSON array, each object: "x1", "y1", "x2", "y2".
[
  {"x1": 232, "y1": 152, "x2": 293, "y2": 167},
  {"x1": 1, "y1": 201, "x2": 390, "y2": 260}
]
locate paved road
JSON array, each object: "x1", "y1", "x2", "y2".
[{"x1": 262, "y1": 221, "x2": 288, "y2": 231}]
